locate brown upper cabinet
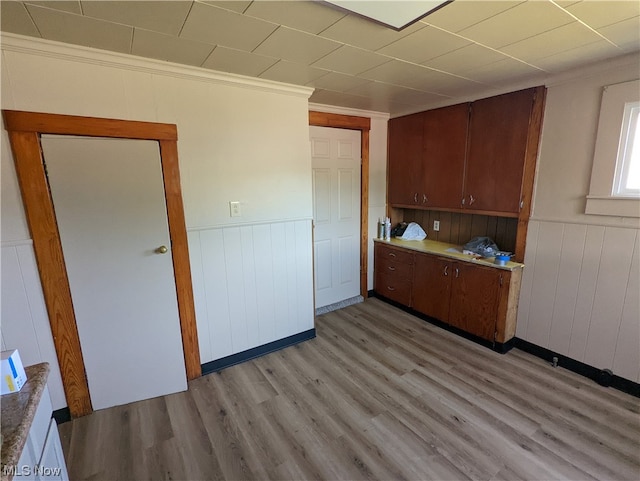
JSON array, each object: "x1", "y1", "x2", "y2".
[
  {"x1": 388, "y1": 86, "x2": 545, "y2": 219},
  {"x1": 463, "y1": 88, "x2": 537, "y2": 215},
  {"x1": 388, "y1": 112, "x2": 424, "y2": 206}
]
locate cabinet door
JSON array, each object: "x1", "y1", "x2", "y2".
[
  {"x1": 388, "y1": 112, "x2": 424, "y2": 206},
  {"x1": 422, "y1": 103, "x2": 469, "y2": 209},
  {"x1": 464, "y1": 88, "x2": 535, "y2": 214},
  {"x1": 412, "y1": 254, "x2": 451, "y2": 321},
  {"x1": 449, "y1": 263, "x2": 501, "y2": 341},
  {"x1": 38, "y1": 419, "x2": 70, "y2": 481}
]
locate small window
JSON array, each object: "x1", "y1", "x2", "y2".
[{"x1": 613, "y1": 101, "x2": 640, "y2": 197}]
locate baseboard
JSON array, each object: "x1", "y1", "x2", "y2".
[
  {"x1": 514, "y1": 338, "x2": 640, "y2": 398},
  {"x1": 53, "y1": 407, "x2": 71, "y2": 425},
  {"x1": 201, "y1": 329, "x2": 316, "y2": 375}
]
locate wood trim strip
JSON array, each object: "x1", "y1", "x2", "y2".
[
  {"x1": 309, "y1": 111, "x2": 371, "y2": 299},
  {"x1": 6, "y1": 130, "x2": 93, "y2": 417},
  {"x1": 309, "y1": 111, "x2": 371, "y2": 131},
  {"x1": 360, "y1": 130, "x2": 370, "y2": 298},
  {"x1": 159, "y1": 140, "x2": 201, "y2": 380},
  {"x1": 515, "y1": 86, "x2": 547, "y2": 262},
  {"x1": 3, "y1": 110, "x2": 177, "y2": 140},
  {"x1": 3, "y1": 110, "x2": 199, "y2": 417}
]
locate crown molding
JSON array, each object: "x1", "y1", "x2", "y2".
[
  {"x1": 0, "y1": 33, "x2": 314, "y2": 99},
  {"x1": 308, "y1": 102, "x2": 390, "y2": 121}
]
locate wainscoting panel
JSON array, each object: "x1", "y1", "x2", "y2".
[
  {"x1": 189, "y1": 219, "x2": 315, "y2": 364},
  {"x1": 1, "y1": 242, "x2": 66, "y2": 409},
  {"x1": 517, "y1": 220, "x2": 640, "y2": 382}
]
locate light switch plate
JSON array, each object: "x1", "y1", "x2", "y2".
[
  {"x1": 229, "y1": 201, "x2": 241, "y2": 217},
  {"x1": 433, "y1": 220, "x2": 440, "y2": 231}
]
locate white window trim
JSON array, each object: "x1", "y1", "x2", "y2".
[
  {"x1": 612, "y1": 101, "x2": 640, "y2": 197},
  {"x1": 586, "y1": 79, "x2": 640, "y2": 217}
]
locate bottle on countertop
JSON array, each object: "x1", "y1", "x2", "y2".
[
  {"x1": 384, "y1": 217, "x2": 391, "y2": 241},
  {"x1": 378, "y1": 218, "x2": 384, "y2": 239}
]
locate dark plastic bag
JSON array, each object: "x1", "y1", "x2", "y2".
[{"x1": 463, "y1": 236, "x2": 499, "y2": 257}]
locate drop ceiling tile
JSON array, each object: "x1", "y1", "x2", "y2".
[
  {"x1": 399, "y1": 69, "x2": 486, "y2": 96},
  {"x1": 462, "y1": 57, "x2": 545, "y2": 86},
  {"x1": 347, "y1": 81, "x2": 448, "y2": 106},
  {"x1": 202, "y1": 45, "x2": 279, "y2": 77},
  {"x1": 459, "y1": 1, "x2": 574, "y2": 48},
  {"x1": 422, "y1": 1, "x2": 524, "y2": 33},
  {"x1": 1, "y1": 1, "x2": 41, "y2": 36},
  {"x1": 566, "y1": 1, "x2": 640, "y2": 29},
  {"x1": 533, "y1": 39, "x2": 622, "y2": 72},
  {"x1": 554, "y1": 1, "x2": 581, "y2": 7},
  {"x1": 311, "y1": 44, "x2": 390, "y2": 75},
  {"x1": 253, "y1": 26, "x2": 342, "y2": 65},
  {"x1": 259, "y1": 60, "x2": 330, "y2": 85},
  {"x1": 359, "y1": 59, "x2": 429, "y2": 85},
  {"x1": 378, "y1": 25, "x2": 471, "y2": 63},
  {"x1": 598, "y1": 16, "x2": 640, "y2": 52},
  {"x1": 25, "y1": 4, "x2": 132, "y2": 53},
  {"x1": 319, "y1": 12, "x2": 424, "y2": 51},
  {"x1": 500, "y1": 21, "x2": 605, "y2": 62},
  {"x1": 244, "y1": 0, "x2": 346, "y2": 34},
  {"x1": 309, "y1": 89, "x2": 382, "y2": 112},
  {"x1": 132, "y1": 29, "x2": 214, "y2": 67},
  {"x1": 199, "y1": 1, "x2": 252, "y2": 14},
  {"x1": 422, "y1": 44, "x2": 510, "y2": 74},
  {"x1": 80, "y1": 1, "x2": 191, "y2": 36},
  {"x1": 181, "y1": 2, "x2": 277, "y2": 52},
  {"x1": 25, "y1": 1, "x2": 81, "y2": 14},
  {"x1": 306, "y1": 71, "x2": 371, "y2": 92}
]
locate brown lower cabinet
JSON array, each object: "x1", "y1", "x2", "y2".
[{"x1": 374, "y1": 243, "x2": 522, "y2": 346}]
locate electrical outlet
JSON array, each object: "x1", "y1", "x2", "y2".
[
  {"x1": 229, "y1": 201, "x2": 241, "y2": 217},
  {"x1": 433, "y1": 220, "x2": 440, "y2": 232}
]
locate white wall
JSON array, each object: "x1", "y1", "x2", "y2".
[
  {"x1": 0, "y1": 34, "x2": 315, "y2": 409},
  {"x1": 517, "y1": 55, "x2": 640, "y2": 382}
]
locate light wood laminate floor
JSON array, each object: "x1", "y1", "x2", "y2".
[{"x1": 59, "y1": 298, "x2": 640, "y2": 480}]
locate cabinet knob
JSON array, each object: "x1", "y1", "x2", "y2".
[
  {"x1": 414, "y1": 193, "x2": 418, "y2": 203},
  {"x1": 469, "y1": 194, "x2": 476, "y2": 205},
  {"x1": 387, "y1": 286, "x2": 396, "y2": 291},
  {"x1": 423, "y1": 194, "x2": 428, "y2": 204},
  {"x1": 444, "y1": 265, "x2": 448, "y2": 276},
  {"x1": 388, "y1": 252, "x2": 396, "y2": 258},
  {"x1": 388, "y1": 266, "x2": 396, "y2": 271},
  {"x1": 455, "y1": 267, "x2": 459, "y2": 278}
]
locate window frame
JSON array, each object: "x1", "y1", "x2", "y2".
[
  {"x1": 612, "y1": 100, "x2": 640, "y2": 197},
  {"x1": 586, "y1": 79, "x2": 640, "y2": 217}
]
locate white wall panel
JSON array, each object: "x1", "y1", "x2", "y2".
[
  {"x1": 613, "y1": 233, "x2": 640, "y2": 382},
  {"x1": 187, "y1": 231, "x2": 211, "y2": 363},
  {"x1": 518, "y1": 220, "x2": 639, "y2": 382},
  {"x1": 516, "y1": 220, "x2": 540, "y2": 338},
  {"x1": 189, "y1": 219, "x2": 315, "y2": 364},
  {"x1": 584, "y1": 227, "x2": 636, "y2": 370},
  {"x1": 1, "y1": 243, "x2": 65, "y2": 410},
  {"x1": 568, "y1": 225, "x2": 605, "y2": 361},
  {"x1": 525, "y1": 222, "x2": 563, "y2": 347},
  {"x1": 548, "y1": 223, "x2": 587, "y2": 354}
]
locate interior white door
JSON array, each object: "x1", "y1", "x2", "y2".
[
  {"x1": 41, "y1": 135, "x2": 187, "y2": 411},
  {"x1": 310, "y1": 126, "x2": 361, "y2": 308}
]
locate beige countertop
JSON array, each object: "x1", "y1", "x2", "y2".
[
  {"x1": 1, "y1": 362, "x2": 50, "y2": 479},
  {"x1": 374, "y1": 237, "x2": 525, "y2": 271}
]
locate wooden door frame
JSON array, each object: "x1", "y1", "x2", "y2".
[
  {"x1": 2, "y1": 110, "x2": 201, "y2": 418},
  {"x1": 309, "y1": 111, "x2": 371, "y2": 298}
]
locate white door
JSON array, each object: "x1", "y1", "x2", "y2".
[
  {"x1": 310, "y1": 126, "x2": 361, "y2": 308},
  {"x1": 41, "y1": 135, "x2": 187, "y2": 411}
]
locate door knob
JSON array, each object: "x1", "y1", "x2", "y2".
[{"x1": 155, "y1": 245, "x2": 168, "y2": 254}]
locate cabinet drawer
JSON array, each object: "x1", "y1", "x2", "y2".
[
  {"x1": 375, "y1": 244, "x2": 414, "y2": 265},
  {"x1": 376, "y1": 257, "x2": 414, "y2": 280},
  {"x1": 375, "y1": 271, "x2": 412, "y2": 306}
]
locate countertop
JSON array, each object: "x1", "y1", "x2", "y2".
[
  {"x1": 1, "y1": 362, "x2": 50, "y2": 479},
  {"x1": 374, "y1": 237, "x2": 525, "y2": 271}
]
